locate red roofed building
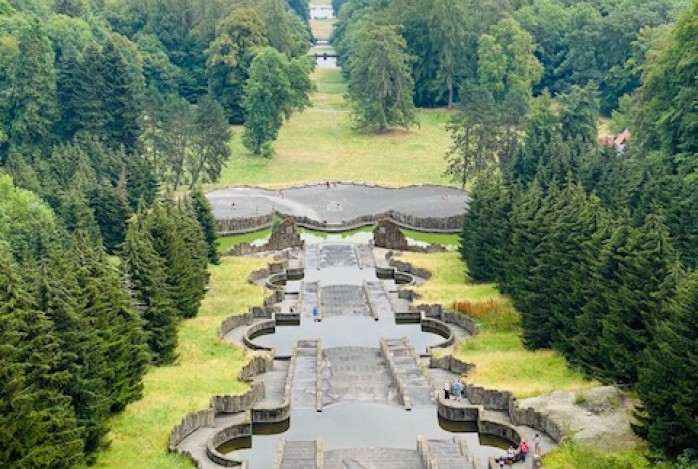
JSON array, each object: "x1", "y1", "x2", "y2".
[{"x1": 597, "y1": 128, "x2": 631, "y2": 152}]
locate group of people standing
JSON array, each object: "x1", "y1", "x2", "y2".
[
  {"x1": 497, "y1": 434, "x2": 541, "y2": 466},
  {"x1": 443, "y1": 379, "x2": 465, "y2": 401}
]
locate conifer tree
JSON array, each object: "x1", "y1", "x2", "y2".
[
  {"x1": 89, "y1": 183, "x2": 130, "y2": 253},
  {"x1": 144, "y1": 198, "x2": 209, "y2": 319},
  {"x1": 594, "y1": 213, "x2": 680, "y2": 385},
  {"x1": 636, "y1": 269, "x2": 698, "y2": 457},
  {"x1": 460, "y1": 172, "x2": 510, "y2": 282},
  {"x1": 0, "y1": 244, "x2": 85, "y2": 468},
  {"x1": 122, "y1": 214, "x2": 179, "y2": 364},
  {"x1": 70, "y1": 232, "x2": 149, "y2": 411},
  {"x1": 31, "y1": 244, "x2": 111, "y2": 458},
  {"x1": 191, "y1": 188, "x2": 220, "y2": 264}
]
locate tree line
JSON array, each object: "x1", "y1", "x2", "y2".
[
  {"x1": 0, "y1": 0, "x2": 265, "y2": 465},
  {"x1": 459, "y1": 0, "x2": 697, "y2": 463},
  {"x1": 331, "y1": 0, "x2": 686, "y2": 131},
  {"x1": 0, "y1": 172, "x2": 219, "y2": 466}
]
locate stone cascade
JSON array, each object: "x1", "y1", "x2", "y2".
[
  {"x1": 321, "y1": 346, "x2": 396, "y2": 406},
  {"x1": 418, "y1": 437, "x2": 478, "y2": 469},
  {"x1": 305, "y1": 244, "x2": 320, "y2": 270},
  {"x1": 291, "y1": 340, "x2": 320, "y2": 410},
  {"x1": 363, "y1": 280, "x2": 394, "y2": 321},
  {"x1": 324, "y1": 448, "x2": 424, "y2": 469},
  {"x1": 381, "y1": 338, "x2": 434, "y2": 408},
  {"x1": 276, "y1": 440, "x2": 320, "y2": 469},
  {"x1": 301, "y1": 281, "x2": 320, "y2": 319},
  {"x1": 171, "y1": 242, "x2": 563, "y2": 468},
  {"x1": 318, "y1": 243, "x2": 359, "y2": 268},
  {"x1": 355, "y1": 244, "x2": 376, "y2": 269},
  {"x1": 320, "y1": 285, "x2": 371, "y2": 317}
]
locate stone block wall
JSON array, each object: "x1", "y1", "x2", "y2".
[
  {"x1": 243, "y1": 320, "x2": 276, "y2": 351},
  {"x1": 211, "y1": 382, "x2": 264, "y2": 413},
  {"x1": 168, "y1": 409, "x2": 215, "y2": 450},
  {"x1": 217, "y1": 214, "x2": 274, "y2": 234}
]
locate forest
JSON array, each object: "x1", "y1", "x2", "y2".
[
  {"x1": 0, "y1": 0, "x2": 696, "y2": 467},
  {"x1": 333, "y1": 0, "x2": 697, "y2": 463},
  {"x1": 0, "y1": 0, "x2": 313, "y2": 465}
]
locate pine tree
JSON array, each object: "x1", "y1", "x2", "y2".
[
  {"x1": 460, "y1": 172, "x2": 510, "y2": 282},
  {"x1": 636, "y1": 269, "x2": 698, "y2": 457},
  {"x1": 144, "y1": 198, "x2": 208, "y2": 319},
  {"x1": 89, "y1": 183, "x2": 130, "y2": 253},
  {"x1": 0, "y1": 244, "x2": 85, "y2": 468},
  {"x1": 31, "y1": 244, "x2": 111, "y2": 458},
  {"x1": 595, "y1": 213, "x2": 680, "y2": 385},
  {"x1": 191, "y1": 188, "x2": 220, "y2": 264},
  {"x1": 122, "y1": 214, "x2": 179, "y2": 364},
  {"x1": 70, "y1": 232, "x2": 149, "y2": 411}
]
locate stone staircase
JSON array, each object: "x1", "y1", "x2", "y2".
[
  {"x1": 355, "y1": 244, "x2": 376, "y2": 269},
  {"x1": 291, "y1": 340, "x2": 320, "y2": 410},
  {"x1": 418, "y1": 437, "x2": 476, "y2": 469},
  {"x1": 364, "y1": 280, "x2": 394, "y2": 320},
  {"x1": 382, "y1": 338, "x2": 434, "y2": 407},
  {"x1": 324, "y1": 447, "x2": 423, "y2": 469},
  {"x1": 277, "y1": 440, "x2": 319, "y2": 469},
  {"x1": 319, "y1": 243, "x2": 359, "y2": 268},
  {"x1": 321, "y1": 346, "x2": 396, "y2": 406}
]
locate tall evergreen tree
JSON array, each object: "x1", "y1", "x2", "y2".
[
  {"x1": 70, "y1": 232, "x2": 149, "y2": 411},
  {"x1": 0, "y1": 243, "x2": 85, "y2": 468},
  {"x1": 460, "y1": 172, "x2": 511, "y2": 282},
  {"x1": 122, "y1": 214, "x2": 179, "y2": 364},
  {"x1": 144, "y1": 198, "x2": 208, "y2": 319},
  {"x1": 31, "y1": 244, "x2": 112, "y2": 458},
  {"x1": 636, "y1": 269, "x2": 698, "y2": 457},
  {"x1": 345, "y1": 21, "x2": 417, "y2": 132},
  {"x1": 187, "y1": 94, "x2": 231, "y2": 188},
  {"x1": 594, "y1": 212, "x2": 680, "y2": 385},
  {"x1": 191, "y1": 188, "x2": 220, "y2": 264}
]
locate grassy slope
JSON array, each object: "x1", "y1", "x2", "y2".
[
  {"x1": 208, "y1": 68, "x2": 455, "y2": 190},
  {"x1": 95, "y1": 257, "x2": 268, "y2": 468},
  {"x1": 397, "y1": 252, "x2": 596, "y2": 399}
]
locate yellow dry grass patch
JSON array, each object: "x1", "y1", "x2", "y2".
[
  {"x1": 95, "y1": 257, "x2": 269, "y2": 468},
  {"x1": 397, "y1": 251, "x2": 596, "y2": 399}
]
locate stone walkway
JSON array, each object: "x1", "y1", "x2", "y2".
[{"x1": 207, "y1": 183, "x2": 469, "y2": 232}]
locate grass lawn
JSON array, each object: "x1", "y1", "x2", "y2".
[
  {"x1": 207, "y1": 68, "x2": 456, "y2": 190},
  {"x1": 94, "y1": 257, "x2": 268, "y2": 469},
  {"x1": 397, "y1": 252, "x2": 596, "y2": 399},
  {"x1": 310, "y1": 19, "x2": 335, "y2": 41}
]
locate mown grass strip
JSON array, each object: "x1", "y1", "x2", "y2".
[{"x1": 208, "y1": 68, "x2": 456, "y2": 190}]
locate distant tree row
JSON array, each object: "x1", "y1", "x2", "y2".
[
  {"x1": 459, "y1": 1, "x2": 698, "y2": 461},
  {"x1": 332, "y1": 0, "x2": 687, "y2": 131}
]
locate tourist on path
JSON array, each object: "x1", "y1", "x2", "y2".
[
  {"x1": 444, "y1": 380, "x2": 451, "y2": 399},
  {"x1": 534, "y1": 433, "x2": 541, "y2": 454},
  {"x1": 506, "y1": 446, "x2": 515, "y2": 464},
  {"x1": 452, "y1": 380, "x2": 462, "y2": 401},
  {"x1": 519, "y1": 439, "x2": 529, "y2": 462}
]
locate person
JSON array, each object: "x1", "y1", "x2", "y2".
[
  {"x1": 326, "y1": 180, "x2": 331, "y2": 188},
  {"x1": 279, "y1": 189, "x2": 284, "y2": 199},
  {"x1": 497, "y1": 456, "x2": 505, "y2": 468},
  {"x1": 289, "y1": 305, "x2": 295, "y2": 314},
  {"x1": 452, "y1": 379, "x2": 461, "y2": 401},
  {"x1": 506, "y1": 446, "x2": 515, "y2": 464},
  {"x1": 534, "y1": 433, "x2": 541, "y2": 454},
  {"x1": 443, "y1": 380, "x2": 451, "y2": 399},
  {"x1": 519, "y1": 439, "x2": 529, "y2": 462}
]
